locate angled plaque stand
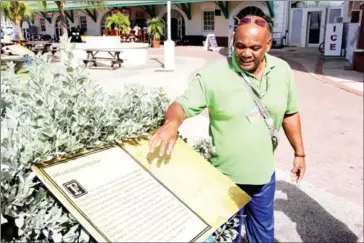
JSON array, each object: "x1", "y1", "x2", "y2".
[
  {"x1": 32, "y1": 138, "x2": 250, "y2": 242},
  {"x1": 203, "y1": 34, "x2": 220, "y2": 52}
]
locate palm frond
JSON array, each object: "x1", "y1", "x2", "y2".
[
  {"x1": 79, "y1": 1, "x2": 105, "y2": 10},
  {"x1": 146, "y1": 17, "x2": 164, "y2": 41},
  {"x1": 0, "y1": 1, "x2": 34, "y2": 22},
  {"x1": 38, "y1": 1, "x2": 48, "y2": 10}
]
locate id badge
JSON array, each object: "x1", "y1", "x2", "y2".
[
  {"x1": 266, "y1": 117, "x2": 274, "y2": 127},
  {"x1": 246, "y1": 106, "x2": 261, "y2": 123}
]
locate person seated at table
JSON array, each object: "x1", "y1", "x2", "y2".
[{"x1": 132, "y1": 24, "x2": 141, "y2": 41}]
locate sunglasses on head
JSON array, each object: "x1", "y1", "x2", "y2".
[{"x1": 238, "y1": 17, "x2": 267, "y2": 28}]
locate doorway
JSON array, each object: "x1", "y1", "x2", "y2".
[
  {"x1": 162, "y1": 17, "x2": 185, "y2": 40},
  {"x1": 162, "y1": 9, "x2": 185, "y2": 41},
  {"x1": 170, "y1": 18, "x2": 178, "y2": 40},
  {"x1": 306, "y1": 11, "x2": 322, "y2": 47},
  {"x1": 55, "y1": 16, "x2": 70, "y2": 39}
]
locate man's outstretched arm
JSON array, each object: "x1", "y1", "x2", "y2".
[
  {"x1": 148, "y1": 74, "x2": 209, "y2": 157},
  {"x1": 148, "y1": 102, "x2": 187, "y2": 156},
  {"x1": 282, "y1": 112, "x2": 306, "y2": 182}
]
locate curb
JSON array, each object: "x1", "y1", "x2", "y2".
[
  {"x1": 315, "y1": 58, "x2": 363, "y2": 97},
  {"x1": 283, "y1": 57, "x2": 363, "y2": 97}
]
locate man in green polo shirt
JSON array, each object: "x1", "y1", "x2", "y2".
[{"x1": 149, "y1": 13, "x2": 306, "y2": 243}]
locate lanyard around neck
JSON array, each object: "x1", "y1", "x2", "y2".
[
  {"x1": 240, "y1": 71, "x2": 265, "y2": 98},
  {"x1": 240, "y1": 71, "x2": 274, "y2": 129}
]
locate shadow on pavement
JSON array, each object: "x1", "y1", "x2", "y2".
[
  {"x1": 241, "y1": 236, "x2": 280, "y2": 243},
  {"x1": 275, "y1": 181, "x2": 358, "y2": 242},
  {"x1": 218, "y1": 47, "x2": 228, "y2": 57}
]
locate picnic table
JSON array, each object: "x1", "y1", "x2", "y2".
[
  {"x1": 83, "y1": 48, "x2": 124, "y2": 68},
  {"x1": 23, "y1": 41, "x2": 55, "y2": 55},
  {"x1": 1, "y1": 40, "x2": 14, "y2": 50}
]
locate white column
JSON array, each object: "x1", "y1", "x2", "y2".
[
  {"x1": 167, "y1": 0, "x2": 172, "y2": 40},
  {"x1": 164, "y1": 0, "x2": 175, "y2": 70}
]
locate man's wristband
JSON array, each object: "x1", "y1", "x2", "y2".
[{"x1": 294, "y1": 153, "x2": 306, "y2": 158}]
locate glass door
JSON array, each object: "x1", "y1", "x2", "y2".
[
  {"x1": 307, "y1": 11, "x2": 322, "y2": 46},
  {"x1": 177, "y1": 17, "x2": 183, "y2": 40}
]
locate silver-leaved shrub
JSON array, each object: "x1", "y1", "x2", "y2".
[{"x1": 1, "y1": 40, "x2": 169, "y2": 242}]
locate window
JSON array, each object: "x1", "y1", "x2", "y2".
[
  {"x1": 80, "y1": 16, "x2": 87, "y2": 31},
  {"x1": 351, "y1": 10, "x2": 361, "y2": 23},
  {"x1": 328, "y1": 8, "x2": 342, "y2": 24},
  {"x1": 40, "y1": 18, "x2": 46, "y2": 31},
  {"x1": 203, "y1": 11, "x2": 214, "y2": 31}
]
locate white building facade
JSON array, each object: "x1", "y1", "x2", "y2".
[
  {"x1": 26, "y1": 1, "x2": 289, "y2": 47},
  {"x1": 4, "y1": 1, "x2": 351, "y2": 49},
  {"x1": 288, "y1": 1, "x2": 345, "y2": 48},
  {"x1": 341, "y1": 1, "x2": 364, "y2": 71}
]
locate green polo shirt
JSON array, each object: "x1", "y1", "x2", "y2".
[{"x1": 175, "y1": 53, "x2": 299, "y2": 185}]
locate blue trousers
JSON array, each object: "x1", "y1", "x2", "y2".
[{"x1": 233, "y1": 172, "x2": 276, "y2": 243}]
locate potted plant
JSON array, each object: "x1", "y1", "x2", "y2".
[
  {"x1": 106, "y1": 12, "x2": 131, "y2": 36},
  {"x1": 146, "y1": 17, "x2": 164, "y2": 48}
]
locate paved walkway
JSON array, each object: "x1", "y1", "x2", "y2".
[
  {"x1": 269, "y1": 47, "x2": 364, "y2": 95},
  {"x1": 61, "y1": 46, "x2": 363, "y2": 242}
]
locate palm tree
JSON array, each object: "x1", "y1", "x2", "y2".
[
  {"x1": 0, "y1": 1, "x2": 33, "y2": 41},
  {"x1": 40, "y1": 1, "x2": 104, "y2": 39}
]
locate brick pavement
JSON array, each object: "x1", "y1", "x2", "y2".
[
  {"x1": 315, "y1": 59, "x2": 363, "y2": 96},
  {"x1": 269, "y1": 48, "x2": 364, "y2": 96},
  {"x1": 148, "y1": 46, "x2": 363, "y2": 206},
  {"x1": 274, "y1": 59, "x2": 363, "y2": 207}
]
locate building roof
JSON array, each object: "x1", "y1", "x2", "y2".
[
  {"x1": 30, "y1": 1, "x2": 275, "y2": 17},
  {"x1": 29, "y1": 1, "x2": 276, "y2": 20},
  {"x1": 29, "y1": 0, "x2": 208, "y2": 12}
]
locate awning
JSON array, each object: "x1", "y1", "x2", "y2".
[
  {"x1": 30, "y1": 0, "x2": 207, "y2": 12},
  {"x1": 266, "y1": 1, "x2": 275, "y2": 18}
]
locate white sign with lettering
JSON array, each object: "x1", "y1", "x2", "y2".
[
  {"x1": 32, "y1": 139, "x2": 251, "y2": 243},
  {"x1": 33, "y1": 146, "x2": 210, "y2": 242},
  {"x1": 203, "y1": 33, "x2": 219, "y2": 52},
  {"x1": 324, "y1": 23, "x2": 344, "y2": 56}
]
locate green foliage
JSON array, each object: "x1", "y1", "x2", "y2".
[
  {"x1": 212, "y1": 216, "x2": 240, "y2": 242},
  {"x1": 1, "y1": 60, "x2": 29, "y2": 77},
  {"x1": 0, "y1": 1, "x2": 33, "y2": 22},
  {"x1": 38, "y1": 0, "x2": 104, "y2": 10},
  {"x1": 147, "y1": 17, "x2": 164, "y2": 41},
  {"x1": 0, "y1": 40, "x2": 169, "y2": 242},
  {"x1": 106, "y1": 12, "x2": 131, "y2": 34},
  {"x1": 0, "y1": 1, "x2": 34, "y2": 40},
  {"x1": 192, "y1": 137, "x2": 216, "y2": 162}
]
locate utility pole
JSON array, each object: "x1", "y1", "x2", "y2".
[{"x1": 164, "y1": 0, "x2": 175, "y2": 70}]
